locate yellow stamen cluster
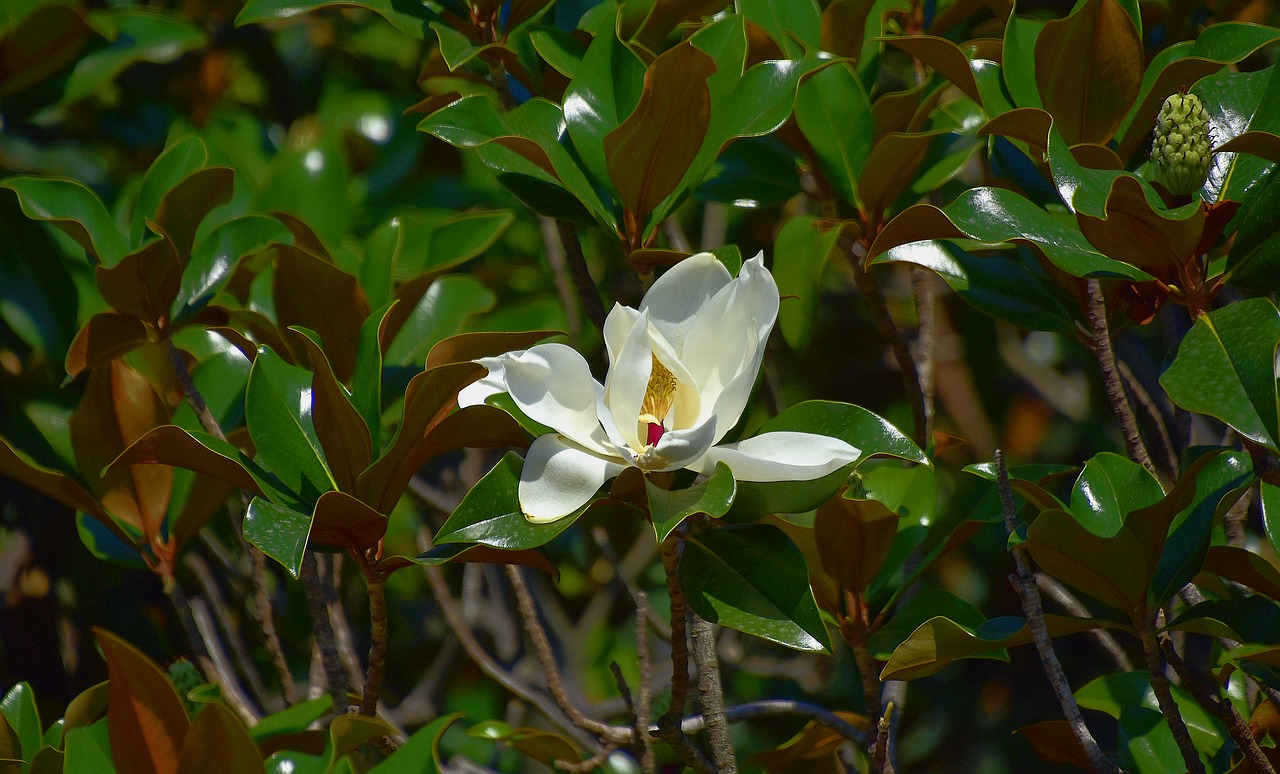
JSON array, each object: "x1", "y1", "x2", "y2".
[{"x1": 639, "y1": 355, "x2": 677, "y2": 428}]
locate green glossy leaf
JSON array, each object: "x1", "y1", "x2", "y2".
[
  {"x1": 648, "y1": 462, "x2": 735, "y2": 543},
  {"x1": 367, "y1": 713, "x2": 461, "y2": 773},
  {"x1": 1, "y1": 683, "x2": 40, "y2": 762},
  {"x1": 1160, "y1": 297, "x2": 1280, "y2": 452},
  {"x1": 529, "y1": 26, "x2": 584, "y2": 78},
  {"x1": 681, "y1": 524, "x2": 830, "y2": 652},
  {"x1": 772, "y1": 215, "x2": 841, "y2": 352},
  {"x1": 1195, "y1": 63, "x2": 1280, "y2": 204},
  {"x1": 63, "y1": 721, "x2": 114, "y2": 774},
  {"x1": 64, "y1": 9, "x2": 206, "y2": 104},
  {"x1": 795, "y1": 62, "x2": 873, "y2": 208},
  {"x1": 61, "y1": 682, "x2": 110, "y2": 745},
  {"x1": 739, "y1": 0, "x2": 820, "y2": 57},
  {"x1": 95, "y1": 627, "x2": 189, "y2": 774},
  {"x1": 868, "y1": 187, "x2": 1152, "y2": 280},
  {"x1": 875, "y1": 241, "x2": 1078, "y2": 332},
  {"x1": 351, "y1": 303, "x2": 395, "y2": 452},
  {"x1": 1069, "y1": 452, "x2": 1163, "y2": 538},
  {"x1": 0, "y1": 192, "x2": 81, "y2": 359},
  {"x1": 1149, "y1": 450, "x2": 1251, "y2": 608},
  {"x1": 1227, "y1": 164, "x2": 1280, "y2": 292},
  {"x1": 254, "y1": 139, "x2": 350, "y2": 248},
  {"x1": 244, "y1": 496, "x2": 313, "y2": 578},
  {"x1": 130, "y1": 135, "x2": 207, "y2": 247},
  {"x1": 245, "y1": 346, "x2": 336, "y2": 502},
  {"x1": 562, "y1": 17, "x2": 646, "y2": 194},
  {"x1": 756, "y1": 400, "x2": 927, "y2": 465},
  {"x1": 868, "y1": 588, "x2": 989, "y2": 659},
  {"x1": 1001, "y1": 12, "x2": 1045, "y2": 109},
  {"x1": 1263, "y1": 482, "x2": 1280, "y2": 557},
  {"x1": 235, "y1": 0, "x2": 437, "y2": 39},
  {"x1": 288, "y1": 328, "x2": 372, "y2": 495},
  {"x1": 881, "y1": 613, "x2": 1125, "y2": 681},
  {"x1": 384, "y1": 275, "x2": 496, "y2": 368},
  {"x1": 0, "y1": 176, "x2": 127, "y2": 266},
  {"x1": 250, "y1": 697, "x2": 333, "y2": 742},
  {"x1": 1076, "y1": 671, "x2": 1225, "y2": 762},
  {"x1": 433, "y1": 452, "x2": 586, "y2": 550},
  {"x1": 176, "y1": 214, "x2": 292, "y2": 319}
]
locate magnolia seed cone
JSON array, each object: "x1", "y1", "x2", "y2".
[{"x1": 1151, "y1": 92, "x2": 1213, "y2": 195}]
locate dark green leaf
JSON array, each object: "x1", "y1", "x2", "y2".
[
  {"x1": 794, "y1": 62, "x2": 873, "y2": 208},
  {"x1": 64, "y1": 9, "x2": 206, "y2": 104},
  {"x1": 772, "y1": 215, "x2": 841, "y2": 352},
  {"x1": 244, "y1": 496, "x2": 313, "y2": 578},
  {"x1": 681, "y1": 524, "x2": 830, "y2": 652},
  {"x1": 245, "y1": 346, "x2": 336, "y2": 502},
  {"x1": 0, "y1": 176, "x2": 127, "y2": 266},
  {"x1": 1160, "y1": 297, "x2": 1280, "y2": 452},
  {"x1": 1068, "y1": 452, "x2": 1163, "y2": 537},
  {"x1": 235, "y1": 0, "x2": 437, "y2": 39},
  {"x1": 433, "y1": 452, "x2": 587, "y2": 550},
  {"x1": 648, "y1": 462, "x2": 735, "y2": 543}
]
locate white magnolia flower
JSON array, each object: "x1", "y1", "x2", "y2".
[{"x1": 459, "y1": 252, "x2": 860, "y2": 522}]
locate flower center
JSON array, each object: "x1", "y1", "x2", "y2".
[{"x1": 638, "y1": 354, "x2": 676, "y2": 446}]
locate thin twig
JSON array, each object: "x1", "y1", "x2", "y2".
[
  {"x1": 556, "y1": 221, "x2": 607, "y2": 334},
  {"x1": 301, "y1": 552, "x2": 350, "y2": 715},
  {"x1": 164, "y1": 337, "x2": 294, "y2": 703},
  {"x1": 1085, "y1": 279, "x2": 1155, "y2": 474},
  {"x1": 659, "y1": 535, "x2": 713, "y2": 773},
  {"x1": 1117, "y1": 359, "x2": 1178, "y2": 480},
  {"x1": 554, "y1": 744, "x2": 619, "y2": 773},
  {"x1": 997, "y1": 451, "x2": 1117, "y2": 774},
  {"x1": 911, "y1": 267, "x2": 937, "y2": 442},
  {"x1": 847, "y1": 244, "x2": 929, "y2": 449},
  {"x1": 540, "y1": 216, "x2": 582, "y2": 346},
  {"x1": 1035, "y1": 573, "x2": 1133, "y2": 671},
  {"x1": 671, "y1": 700, "x2": 873, "y2": 748},
  {"x1": 183, "y1": 552, "x2": 273, "y2": 710},
  {"x1": 872, "y1": 703, "x2": 894, "y2": 774},
  {"x1": 634, "y1": 591, "x2": 656, "y2": 774},
  {"x1": 690, "y1": 613, "x2": 735, "y2": 772},
  {"x1": 188, "y1": 594, "x2": 261, "y2": 724},
  {"x1": 417, "y1": 532, "x2": 599, "y2": 749},
  {"x1": 1161, "y1": 636, "x2": 1274, "y2": 773},
  {"x1": 505, "y1": 565, "x2": 618, "y2": 739},
  {"x1": 1141, "y1": 623, "x2": 1205, "y2": 774}
]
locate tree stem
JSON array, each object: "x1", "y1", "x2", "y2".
[
  {"x1": 1141, "y1": 625, "x2": 1204, "y2": 774},
  {"x1": 556, "y1": 221, "x2": 608, "y2": 334},
  {"x1": 690, "y1": 613, "x2": 735, "y2": 772},
  {"x1": 1085, "y1": 280, "x2": 1155, "y2": 474},
  {"x1": 359, "y1": 567, "x2": 387, "y2": 716},
  {"x1": 302, "y1": 552, "x2": 349, "y2": 715},
  {"x1": 659, "y1": 536, "x2": 713, "y2": 773},
  {"x1": 997, "y1": 451, "x2": 1117, "y2": 773}
]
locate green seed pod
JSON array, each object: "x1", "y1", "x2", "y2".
[{"x1": 1151, "y1": 92, "x2": 1213, "y2": 195}]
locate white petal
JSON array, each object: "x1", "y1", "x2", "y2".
[
  {"x1": 603, "y1": 309, "x2": 654, "y2": 453},
  {"x1": 519, "y1": 434, "x2": 625, "y2": 523},
  {"x1": 645, "y1": 419, "x2": 719, "y2": 472},
  {"x1": 457, "y1": 353, "x2": 520, "y2": 408},
  {"x1": 502, "y1": 344, "x2": 610, "y2": 453},
  {"x1": 690, "y1": 431, "x2": 860, "y2": 482},
  {"x1": 640, "y1": 253, "x2": 732, "y2": 350},
  {"x1": 603, "y1": 303, "x2": 641, "y2": 366},
  {"x1": 683, "y1": 253, "x2": 779, "y2": 440}
]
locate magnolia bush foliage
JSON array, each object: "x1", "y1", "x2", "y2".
[{"x1": 1, "y1": 0, "x2": 1280, "y2": 772}]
